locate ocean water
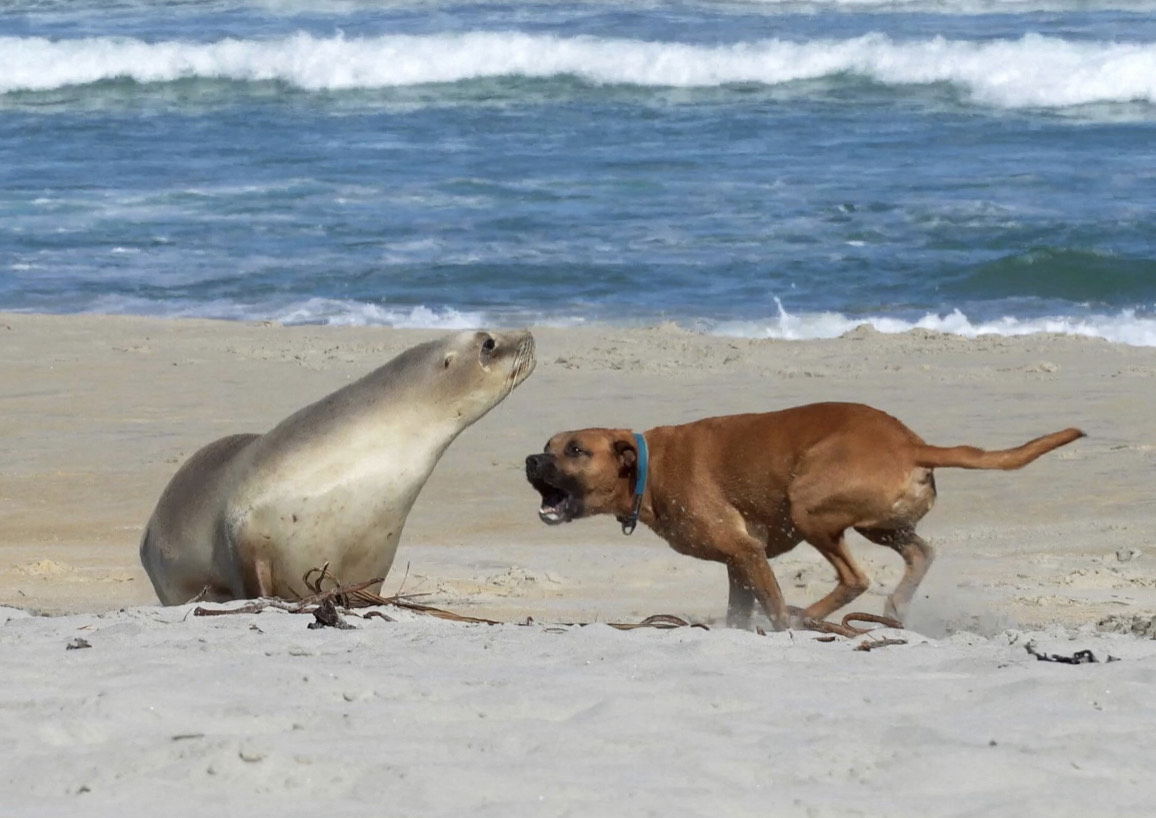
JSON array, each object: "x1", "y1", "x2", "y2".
[{"x1": 1, "y1": 0, "x2": 1155, "y2": 343}]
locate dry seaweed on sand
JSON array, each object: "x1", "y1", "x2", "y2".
[
  {"x1": 190, "y1": 564, "x2": 906, "y2": 639},
  {"x1": 307, "y1": 598, "x2": 356, "y2": 630},
  {"x1": 855, "y1": 638, "x2": 909, "y2": 652},
  {"x1": 1025, "y1": 642, "x2": 1120, "y2": 664}
]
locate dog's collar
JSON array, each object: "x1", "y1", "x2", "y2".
[{"x1": 621, "y1": 432, "x2": 649, "y2": 536}]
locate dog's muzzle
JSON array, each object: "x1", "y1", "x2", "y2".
[{"x1": 525, "y1": 454, "x2": 581, "y2": 525}]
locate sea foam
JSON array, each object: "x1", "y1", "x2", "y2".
[
  {"x1": 78, "y1": 294, "x2": 1156, "y2": 346},
  {"x1": 82, "y1": 294, "x2": 490, "y2": 329},
  {"x1": 709, "y1": 302, "x2": 1156, "y2": 346},
  {"x1": 2, "y1": 31, "x2": 1155, "y2": 109}
]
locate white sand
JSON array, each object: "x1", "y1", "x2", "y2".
[
  {"x1": 3, "y1": 603, "x2": 1155, "y2": 816},
  {"x1": 2, "y1": 313, "x2": 1156, "y2": 814}
]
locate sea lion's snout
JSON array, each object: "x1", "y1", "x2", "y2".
[{"x1": 501, "y1": 330, "x2": 536, "y2": 389}]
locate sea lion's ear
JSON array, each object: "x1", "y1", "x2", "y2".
[{"x1": 442, "y1": 352, "x2": 456, "y2": 370}]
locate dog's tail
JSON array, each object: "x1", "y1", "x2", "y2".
[{"x1": 914, "y1": 428, "x2": 1084, "y2": 470}]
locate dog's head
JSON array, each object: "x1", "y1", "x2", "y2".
[{"x1": 525, "y1": 429, "x2": 639, "y2": 525}]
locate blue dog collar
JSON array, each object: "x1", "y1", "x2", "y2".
[{"x1": 621, "y1": 432, "x2": 649, "y2": 536}]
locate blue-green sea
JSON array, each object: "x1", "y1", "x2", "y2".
[{"x1": 2, "y1": 0, "x2": 1155, "y2": 342}]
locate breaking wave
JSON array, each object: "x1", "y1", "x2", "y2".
[
  {"x1": 708, "y1": 303, "x2": 1156, "y2": 346},
  {"x1": 62, "y1": 294, "x2": 1156, "y2": 346},
  {"x1": 3, "y1": 31, "x2": 1156, "y2": 109}
]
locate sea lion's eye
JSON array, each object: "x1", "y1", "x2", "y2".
[{"x1": 481, "y1": 336, "x2": 497, "y2": 354}]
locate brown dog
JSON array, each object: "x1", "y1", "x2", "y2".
[{"x1": 525, "y1": 402, "x2": 1082, "y2": 630}]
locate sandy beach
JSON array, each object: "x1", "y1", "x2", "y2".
[{"x1": 2, "y1": 312, "x2": 1155, "y2": 815}]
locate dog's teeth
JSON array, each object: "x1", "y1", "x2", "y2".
[{"x1": 539, "y1": 505, "x2": 564, "y2": 523}]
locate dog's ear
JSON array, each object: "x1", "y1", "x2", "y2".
[{"x1": 613, "y1": 436, "x2": 637, "y2": 475}]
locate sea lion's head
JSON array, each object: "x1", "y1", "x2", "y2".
[{"x1": 434, "y1": 329, "x2": 536, "y2": 427}]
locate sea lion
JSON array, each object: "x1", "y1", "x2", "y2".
[{"x1": 141, "y1": 329, "x2": 535, "y2": 604}]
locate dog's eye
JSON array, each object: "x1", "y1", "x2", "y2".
[{"x1": 565, "y1": 443, "x2": 584, "y2": 458}]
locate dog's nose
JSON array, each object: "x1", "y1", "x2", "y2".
[{"x1": 525, "y1": 453, "x2": 548, "y2": 477}]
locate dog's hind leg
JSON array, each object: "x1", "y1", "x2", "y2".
[
  {"x1": 857, "y1": 527, "x2": 935, "y2": 624},
  {"x1": 797, "y1": 531, "x2": 871, "y2": 622}
]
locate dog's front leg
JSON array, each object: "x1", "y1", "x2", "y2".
[
  {"x1": 725, "y1": 562, "x2": 756, "y2": 629},
  {"x1": 731, "y1": 551, "x2": 790, "y2": 631}
]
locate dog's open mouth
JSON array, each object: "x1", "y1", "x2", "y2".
[
  {"x1": 530, "y1": 475, "x2": 579, "y2": 525},
  {"x1": 525, "y1": 453, "x2": 584, "y2": 525}
]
